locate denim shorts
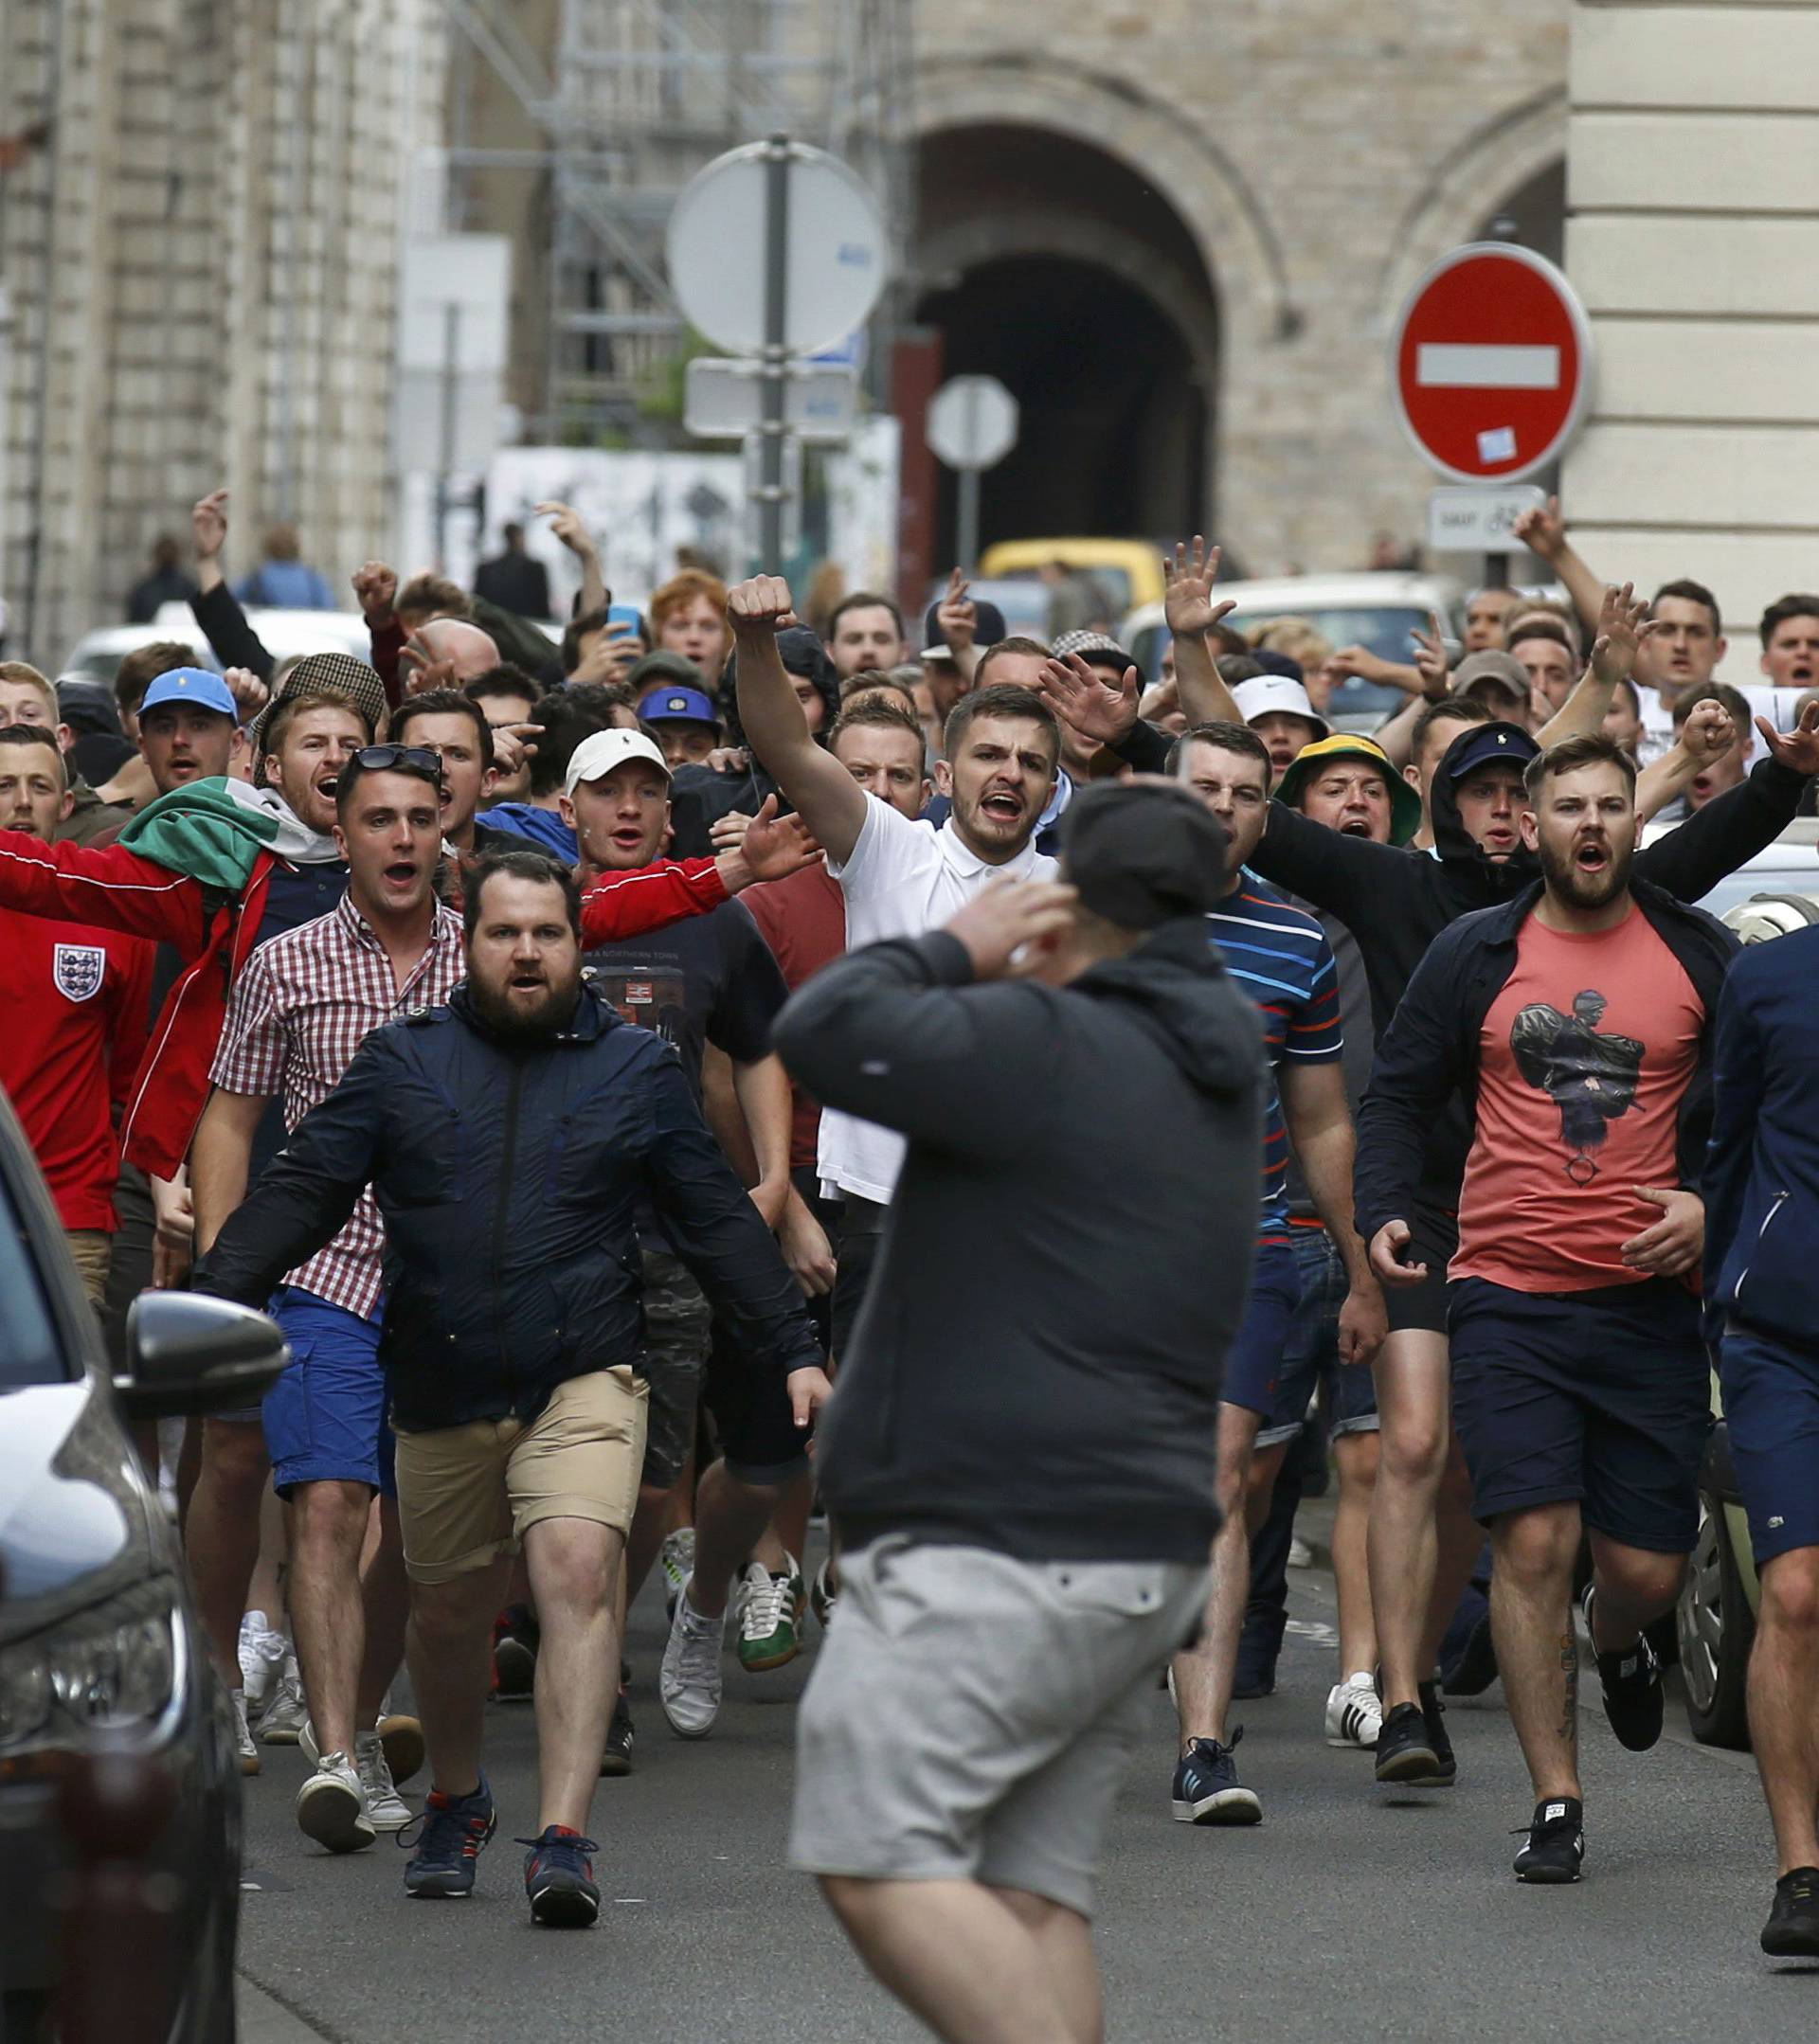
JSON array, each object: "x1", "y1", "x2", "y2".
[
  {"x1": 1220, "y1": 1242, "x2": 1303, "y2": 1429},
  {"x1": 263, "y1": 1285, "x2": 395, "y2": 1498},
  {"x1": 1258, "y1": 1227, "x2": 1380, "y2": 1450},
  {"x1": 1449, "y1": 1275, "x2": 1709, "y2": 1552},
  {"x1": 1718, "y1": 1321, "x2": 1819, "y2": 1566}
]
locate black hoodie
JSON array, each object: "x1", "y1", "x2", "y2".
[
  {"x1": 673, "y1": 625, "x2": 844, "y2": 832},
  {"x1": 772, "y1": 917, "x2": 1266, "y2": 1563}
]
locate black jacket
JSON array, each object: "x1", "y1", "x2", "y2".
[
  {"x1": 1154, "y1": 723, "x2": 1796, "y2": 1198},
  {"x1": 194, "y1": 980, "x2": 821, "y2": 1431},
  {"x1": 1702, "y1": 926, "x2": 1819, "y2": 1353},
  {"x1": 772, "y1": 919, "x2": 1267, "y2": 1564},
  {"x1": 1354, "y1": 879, "x2": 1738, "y2": 1248}
]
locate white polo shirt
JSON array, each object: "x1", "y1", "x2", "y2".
[{"x1": 817, "y1": 794, "x2": 1058, "y2": 1204}]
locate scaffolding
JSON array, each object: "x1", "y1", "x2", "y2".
[{"x1": 441, "y1": 0, "x2": 914, "y2": 439}]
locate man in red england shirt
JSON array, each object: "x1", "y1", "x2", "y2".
[
  {"x1": 1357, "y1": 734, "x2": 1735, "y2": 1886},
  {"x1": 0, "y1": 725, "x2": 153, "y2": 1302}
]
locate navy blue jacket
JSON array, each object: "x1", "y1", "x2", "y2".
[
  {"x1": 1704, "y1": 925, "x2": 1819, "y2": 1353},
  {"x1": 1355, "y1": 879, "x2": 1738, "y2": 1248},
  {"x1": 195, "y1": 980, "x2": 822, "y2": 1431}
]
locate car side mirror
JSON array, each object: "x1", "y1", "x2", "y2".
[{"x1": 115, "y1": 1293, "x2": 290, "y2": 1420}]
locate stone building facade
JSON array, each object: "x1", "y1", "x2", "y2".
[
  {"x1": 0, "y1": 0, "x2": 443, "y2": 671},
  {"x1": 1562, "y1": 0, "x2": 1819, "y2": 659}
]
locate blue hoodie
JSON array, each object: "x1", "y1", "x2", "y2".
[
  {"x1": 1704, "y1": 924, "x2": 1819, "y2": 1354},
  {"x1": 478, "y1": 803, "x2": 579, "y2": 864}
]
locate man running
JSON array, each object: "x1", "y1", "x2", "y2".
[
  {"x1": 195, "y1": 847, "x2": 830, "y2": 1927},
  {"x1": 1703, "y1": 906, "x2": 1819, "y2": 1955},
  {"x1": 1357, "y1": 734, "x2": 1733, "y2": 1882},
  {"x1": 779, "y1": 781, "x2": 1264, "y2": 2044}
]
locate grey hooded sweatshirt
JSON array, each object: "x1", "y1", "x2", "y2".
[{"x1": 771, "y1": 916, "x2": 1266, "y2": 1564}]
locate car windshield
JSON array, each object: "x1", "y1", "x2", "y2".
[{"x1": 0, "y1": 1172, "x2": 71, "y2": 1390}]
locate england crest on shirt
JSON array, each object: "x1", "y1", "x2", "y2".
[{"x1": 53, "y1": 943, "x2": 106, "y2": 1003}]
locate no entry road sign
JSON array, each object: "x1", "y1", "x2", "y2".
[{"x1": 1389, "y1": 243, "x2": 1594, "y2": 484}]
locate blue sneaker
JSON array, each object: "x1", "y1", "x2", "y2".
[
  {"x1": 518, "y1": 1826, "x2": 602, "y2": 1927},
  {"x1": 401, "y1": 1775, "x2": 495, "y2": 1898},
  {"x1": 1170, "y1": 1729, "x2": 1263, "y2": 1826}
]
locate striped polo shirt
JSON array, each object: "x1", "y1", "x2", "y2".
[{"x1": 1207, "y1": 873, "x2": 1343, "y2": 1247}]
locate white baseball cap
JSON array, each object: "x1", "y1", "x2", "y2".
[
  {"x1": 564, "y1": 726, "x2": 672, "y2": 799},
  {"x1": 1229, "y1": 675, "x2": 1332, "y2": 742}
]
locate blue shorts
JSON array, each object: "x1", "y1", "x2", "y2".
[
  {"x1": 1719, "y1": 1322, "x2": 1819, "y2": 1565},
  {"x1": 1448, "y1": 1276, "x2": 1709, "y2": 1553},
  {"x1": 263, "y1": 1286, "x2": 396, "y2": 1499},
  {"x1": 1220, "y1": 1243, "x2": 1303, "y2": 1427},
  {"x1": 1258, "y1": 1227, "x2": 1379, "y2": 1450}
]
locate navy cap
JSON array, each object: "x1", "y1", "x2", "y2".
[
  {"x1": 638, "y1": 684, "x2": 720, "y2": 727},
  {"x1": 139, "y1": 667, "x2": 237, "y2": 720},
  {"x1": 1445, "y1": 720, "x2": 1540, "y2": 780}
]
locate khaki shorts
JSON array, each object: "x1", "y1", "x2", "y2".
[
  {"x1": 63, "y1": 1228, "x2": 112, "y2": 1309},
  {"x1": 393, "y1": 1367, "x2": 648, "y2": 1585}
]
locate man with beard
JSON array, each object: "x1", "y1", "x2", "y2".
[
  {"x1": 1356, "y1": 736, "x2": 1734, "y2": 1884},
  {"x1": 1043, "y1": 541, "x2": 1817, "y2": 1793},
  {"x1": 194, "y1": 847, "x2": 830, "y2": 1927}
]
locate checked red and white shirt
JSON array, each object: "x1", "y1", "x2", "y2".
[{"x1": 210, "y1": 893, "x2": 465, "y2": 1318}]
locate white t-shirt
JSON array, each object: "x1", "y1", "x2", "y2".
[
  {"x1": 1636, "y1": 682, "x2": 1805, "y2": 767},
  {"x1": 817, "y1": 796, "x2": 1058, "y2": 1203}
]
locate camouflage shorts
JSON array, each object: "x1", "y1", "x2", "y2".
[{"x1": 639, "y1": 1244, "x2": 707, "y2": 1489}]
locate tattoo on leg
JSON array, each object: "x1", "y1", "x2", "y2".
[{"x1": 1559, "y1": 1630, "x2": 1578, "y2": 1752}]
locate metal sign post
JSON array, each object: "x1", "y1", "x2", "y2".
[
  {"x1": 926, "y1": 375, "x2": 1019, "y2": 571},
  {"x1": 758, "y1": 135, "x2": 791, "y2": 575}
]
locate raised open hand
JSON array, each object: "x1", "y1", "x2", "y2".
[
  {"x1": 1590, "y1": 583, "x2": 1661, "y2": 686},
  {"x1": 1162, "y1": 535, "x2": 1236, "y2": 638},
  {"x1": 1036, "y1": 652, "x2": 1141, "y2": 744}
]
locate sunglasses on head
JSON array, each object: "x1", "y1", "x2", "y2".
[{"x1": 349, "y1": 744, "x2": 446, "y2": 782}]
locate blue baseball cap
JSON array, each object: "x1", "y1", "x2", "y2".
[
  {"x1": 1445, "y1": 721, "x2": 1540, "y2": 780},
  {"x1": 638, "y1": 684, "x2": 720, "y2": 727},
  {"x1": 139, "y1": 667, "x2": 238, "y2": 720}
]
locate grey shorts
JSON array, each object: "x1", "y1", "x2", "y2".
[{"x1": 789, "y1": 1539, "x2": 1207, "y2": 1917}]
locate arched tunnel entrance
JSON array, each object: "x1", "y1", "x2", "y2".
[{"x1": 913, "y1": 124, "x2": 1220, "y2": 558}]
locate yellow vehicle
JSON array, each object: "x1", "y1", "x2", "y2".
[{"x1": 976, "y1": 539, "x2": 1166, "y2": 618}]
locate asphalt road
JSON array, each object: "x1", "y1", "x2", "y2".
[{"x1": 236, "y1": 1527, "x2": 1816, "y2": 2042}]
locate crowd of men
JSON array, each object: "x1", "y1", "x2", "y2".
[{"x1": 6, "y1": 486, "x2": 1819, "y2": 2035}]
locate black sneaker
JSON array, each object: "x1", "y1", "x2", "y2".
[
  {"x1": 1513, "y1": 1797, "x2": 1584, "y2": 1884},
  {"x1": 492, "y1": 1604, "x2": 539, "y2": 1700},
  {"x1": 1441, "y1": 1612, "x2": 1499, "y2": 1697},
  {"x1": 1762, "y1": 1867, "x2": 1819, "y2": 1957},
  {"x1": 518, "y1": 1826, "x2": 601, "y2": 1927},
  {"x1": 1374, "y1": 1702, "x2": 1439, "y2": 1784},
  {"x1": 1582, "y1": 1586, "x2": 1664, "y2": 1752},
  {"x1": 1412, "y1": 1678, "x2": 1458, "y2": 1785},
  {"x1": 1170, "y1": 1730, "x2": 1262, "y2": 1825},
  {"x1": 600, "y1": 1689, "x2": 635, "y2": 1777}
]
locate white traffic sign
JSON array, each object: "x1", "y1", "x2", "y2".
[
  {"x1": 1427, "y1": 484, "x2": 1548, "y2": 555},
  {"x1": 927, "y1": 376, "x2": 1019, "y2": 472},
  {"x1": 685, "y1": 358, "x2": 858, "y2": 443},
  {"x1": 666, "y1": 141, "x2": 888, "y2": 360}
]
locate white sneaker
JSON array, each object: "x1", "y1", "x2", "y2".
[
  {"x1": 1288, "y1": 1535, "x2": 1314, "y2": 1570},
  {"x1": 238, "y1": 1613, "x2": 288, "y2": 1713},
  {"x1": 660, "y1": 1528, "x2": 696, "y2": 1621},
  {"x1": 1325, "y1": 1672, "x2": 1384, "y2": 1750},
  {"x1": 231, "y1": 1689, "x2": 261, "y2": 1776},
  {"x1": 353, "y1": 1731, "x2": 411, "y2": 1831},
  {"x1": 260, "y1": 1655, "x2": 308, "y2": 1744},
  {"x1": 659, "y1": 1574, "x2": 725, "y2": 1739},
  {"x1": 295, "y1": 1751, "x2": 375, "y2": 1853}
]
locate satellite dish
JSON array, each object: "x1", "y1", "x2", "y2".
[{"x1": 666, "y1": 141, "x2": 888, "y2": 359}]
